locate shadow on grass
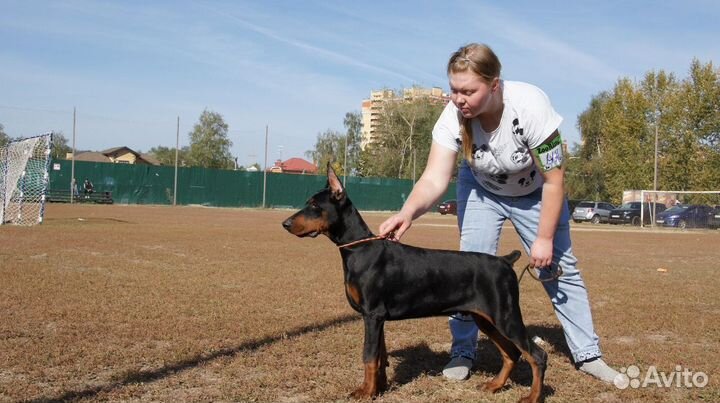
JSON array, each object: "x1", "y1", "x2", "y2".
[
  {"x1": 389, "y1": 324, "x2": 566, "y2": 397},
  {"x1": 26, "y1": 313, "x2": 360, "y2": 403}
]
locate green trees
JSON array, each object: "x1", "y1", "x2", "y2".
[
  {"x1": 569, "y1": 59, "x2": 719, "y2": 204},
  {"x1": 306, "y1": 88, "x2": 446, "y2": 179},
  {"x1": 49, "y1": 132, "x2": 72, "y2": 160},
  {"x1": 306, "y1": 129, "x2": 345, "y2": 175},
  {"x1": 0, "y1": 126, "x2": 70, "y2": 160},
  {"x1": 307, "y1": 112, "x2": 363, "y2": 175},
  {"x1": 146, "y1": 110, "x2": 232, "y2": 168},
  {"x1": 187, "y1": 109, "x2": 234, "y2": 169},
  {"x1": 357, "y1": 96, "x2": 444, "y2": 179},
  {"x1": 343, "y1": 111, "x2": 363, "y2": 175},
  {"x1": 148, "y1": 145, "x2": 190, "y2": 166},
  {"x1": 0, "y1": 124, "x2": 11, "y2": 148}
]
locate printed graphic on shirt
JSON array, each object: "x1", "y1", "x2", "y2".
[
  {"x1": 512, "y1": 118, "x2": 524, "y2": 137},
  {"x1": 511, "y1": 147, "x2": 530, "y2": 165},
  {"x1": 532, "y1": 134, "x2": 564, "y2": 171},
  {"x1": 482, "y1": 180, "x2": 502, "y2": 191},
  {"x1": 517, "y1": 169, "x2": 538, "y2": 188},
  {"x1": 471, "y1": 143, "x2": 490, "y2": 166},
  {"x1": 488, "y1": 173, "x2": 508, "y2": 185}
]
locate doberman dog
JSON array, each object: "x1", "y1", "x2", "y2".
[{"x1": 282, "y1": 166, "x2": 547, "y2": 403}]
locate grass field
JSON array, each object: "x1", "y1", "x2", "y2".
[{"x1": 1, "y1": 204, "x2": 719, "y2": 403}]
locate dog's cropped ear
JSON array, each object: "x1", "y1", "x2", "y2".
[{"x1": 326, "y1": 162, "x2": 345, "y2": 201}]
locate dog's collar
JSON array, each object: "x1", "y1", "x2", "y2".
[{"x1": 337, "y1": 233, "x2": 395, "y2": 249}]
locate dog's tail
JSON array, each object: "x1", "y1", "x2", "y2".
[{"x1": 500, "y1": 250, "x2": 522, "y2": 265}]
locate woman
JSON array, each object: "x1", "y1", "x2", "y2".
[{"x1": 378, "y1": 43, "x2": 618, "y2": 383}]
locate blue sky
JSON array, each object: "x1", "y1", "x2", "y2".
[{"x1": 2, "y1": 0, "x2": 718, "y2": 167}]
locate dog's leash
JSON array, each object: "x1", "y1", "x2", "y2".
[
  {"x1": 518, "y1": 263, "x2": 563, "y2": 283},
  {"x1": 338, "y1": 232, "x2": 395, "y2": 249}
]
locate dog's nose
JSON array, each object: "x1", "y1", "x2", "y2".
[{"x1": 282, "y1": 218, "x2": 292, "y2": 230}]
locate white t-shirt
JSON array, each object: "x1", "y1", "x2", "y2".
[{"x1": 432, "y1": 80, "x2": 563, "y2": 196}]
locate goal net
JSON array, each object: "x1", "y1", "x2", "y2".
[
  {"x1": 0, "y1": 133, "x2": 53, "y2": 226},
  {"x1": 640, "y1": 190, "x2": 720, "y2": 229}
]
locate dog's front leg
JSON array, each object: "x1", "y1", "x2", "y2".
[{"x1": 350, "y1": 315, "x2": 387, "y2": 399}]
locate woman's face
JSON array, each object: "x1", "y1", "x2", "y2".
[{"x1": 449, "y1": 71, "x2": 498, "y2": 119}]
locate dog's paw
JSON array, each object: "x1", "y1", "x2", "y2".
[
  {"x1": 349, "y1": 386, "x2": 374, "y2": 400},
  {"x1": 480, "y1": 379, "x2": 504, "y2": 394},
  {"x1": 518, "y1": 394, "x2": 540, "y2": 403}
]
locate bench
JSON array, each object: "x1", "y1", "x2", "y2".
[{"x1": 46, "y1": 189, "x2": 114, "y2": 204}]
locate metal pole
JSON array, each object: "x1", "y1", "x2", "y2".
[
  {"x1": 173, "y1": 116, "x2": 179, "y2": 206},
  {"x1": 651, "y1": 113, "x2": 659, "y2": 226},
  {"x1": 653, "y1": 122, "x2": 658, "y2": 192},
  {"x1": 71, "y1": 107, "x2": 76, "y2": 204},
  {"x1": 262, "y1": 125, "x2": 268, "y2": 208}
]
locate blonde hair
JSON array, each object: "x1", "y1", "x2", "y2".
[{"x1": 447, "y1": 43, "x2": 502, "y2": 162}]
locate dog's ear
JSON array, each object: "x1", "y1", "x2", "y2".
[{"x1": 326, "y1": 162, "x2": 345, "y2": 201}]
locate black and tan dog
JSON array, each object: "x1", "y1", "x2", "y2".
[{"x1": 282, "y1": 166, "x2": 546, "y2": 403}]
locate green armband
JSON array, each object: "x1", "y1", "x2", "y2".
[{"x1": 532, "y1": 135, "x2": 564, "y2": 172}]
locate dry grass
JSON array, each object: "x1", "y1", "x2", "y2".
[{"x1": 1, "y1": 204, "x2": 718, "y2": 403}]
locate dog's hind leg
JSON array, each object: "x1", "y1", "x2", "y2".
[
  {"x1": 520, "y1": 337, "x2": 548, "y2": 403},
  {"x1": 350, "y1": 316, "x2": 387, "y2": 399},
  {"x1": 470, "y1": 311, "x2": 521, "y2": 394},
  {"x1": 496, "y1": 318, "x2": 546, "y2": 403}
]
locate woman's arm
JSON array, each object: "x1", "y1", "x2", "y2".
[
  {"x1": 378, "y1": 142, "x2": 458, "y2": 240},
  {"x1": 530, "y1": 130, "x2": 565, "y2": 268}
]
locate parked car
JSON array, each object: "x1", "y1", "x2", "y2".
[
  {"x1": 437, "y1": 199, "x2": 457, "y2": 215},
  {"x1": 655, "y1": 204, "x2": 715, "y2": 229},
  {"x1": 572, "y1": 201, "x2": 616, "y2": 224},
  {"x1": 608, "y1": 202, "x2": 667, "y2": 226},
  {"x1": 708, "y1": 206, "x2": 720, "y2": 229}
]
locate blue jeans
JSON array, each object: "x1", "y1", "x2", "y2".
[{"x1": 450, "y1": 164, "x2": 602, "y2": 364}]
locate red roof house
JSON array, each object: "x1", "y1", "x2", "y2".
[{"x1": 269, "y1": 158, "x2": 318, "y2": 174}]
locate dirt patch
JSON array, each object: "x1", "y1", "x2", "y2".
[{"x1": 0, "y1": 204, "x2": 718, "y2": 402}]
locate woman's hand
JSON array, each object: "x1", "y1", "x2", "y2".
[
  {"x1": 530, "y1": 236, "x2": 554, "y2": 269},
  {"x1": 378, "y1": 211, "x2": 413, "y2": 241},
  {"x1": 377, "y1": 141, "x2": 457, "y2": 242}
]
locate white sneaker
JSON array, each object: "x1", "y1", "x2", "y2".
[
  {"x1": 442, "y1": 356, "x2": 473, "y2": 380},
  {"x1": 578, "y1": 358, "x2": 620, "y2": 384}
]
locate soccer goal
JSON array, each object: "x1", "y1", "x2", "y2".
[
  {"x1": 0, "y1": 133, "x2": 53, "y2": 226},
  {"x1": 640, "y1": 190, "x2": 720, "y2": 228}
]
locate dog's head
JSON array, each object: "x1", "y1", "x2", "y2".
[{"x1": 282, "y1": 164, "x2": 347, "y2": 239}]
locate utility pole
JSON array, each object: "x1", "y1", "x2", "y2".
[
  {"x1": 651, "y1": 110, "x2": 660, "y2": 226},
  {"x1": 70, "y1": 107, "x2": 76, "y2": 204},
  {"x1": 263, "y1": 125, "x2": 268, "y2": 208},
  {"x1": 653, "y1": 117, "x2": 659, "y2": 193},
  {"x1": 173, "y1": 116, "x2": 179, "y2": 206}
]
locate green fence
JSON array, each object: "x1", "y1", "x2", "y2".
[{"x1": 48, "y1": 160, "x2": 456, "y2": 211}]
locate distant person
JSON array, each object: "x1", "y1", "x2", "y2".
[
  {"x1": 71, "y1": 178, "x2": 79, "y2": 198},
  {"x1": 83, "y1": 179, "x2": 94, "y2": 198},
  {"x1": 378, "y1": 43, "x2": 620, "y2": 384}
]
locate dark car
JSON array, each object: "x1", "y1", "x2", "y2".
[
  {"x1": 708, "y1": 206, "x2": 720, "y2": 229},
  {"x1": 608, "y1": 202, "x2": 667, "y2": 226},
  {"x1": 572, "y1": 201, "x2": 616, "y2": 224},
  {"x1": 438, "y1": 199, "x2": 457, "y2": 215},
  {"x1": 655, "y1": 204, "x2": 715, "y2": 229}
]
